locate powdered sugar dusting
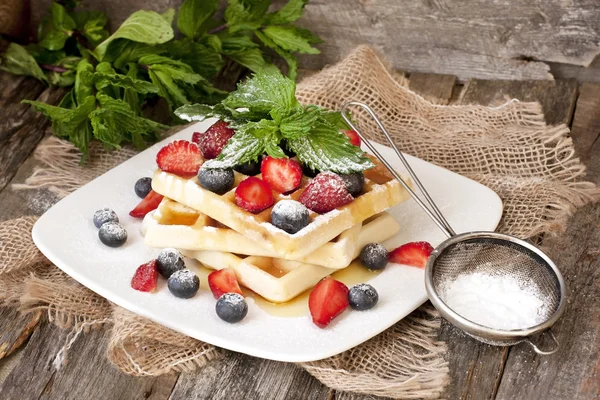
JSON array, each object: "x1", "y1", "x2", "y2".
[
  {"x1": 99, "y1": 222, "x2": 127, "y2": 240},
  {"x1": 298, "y1": 172, "x2": 353, "y2": 214}
]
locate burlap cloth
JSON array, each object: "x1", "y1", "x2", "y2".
[{"x1": 2, "y1": 46, "x2": 598, "y2": 399}]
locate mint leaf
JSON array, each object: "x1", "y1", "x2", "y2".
[
  {"x1": 199, "y1": 34, "x2": 222, "y2": 52},
  {"x1": 294, "y1": 27, "x2": 323, "y2": 45},
  {"x1": 93, "y1": 61, "x2": 158, "y2": 94},
  {"x1": 74, "y1": 58, "x2": 94, "y2": 104},
  {"x1": 161, "y1": 8, "x2": 176, "y2": 24},
  {"x1": 94, "y1": 11, "x2": 174, "y2": 60},
  {"x1": 23, "y1": 95, "x2": 96, "y2": 154},
  {"x1": 262, "y1": 25, "x2": 320, "y2": 55},
  {"x1": 50, "y1": 2, "x2": 76, "y2": 31},
  {"x1": 167, "y1": 39, "x2": 224, "y2": 80},
  {"x1": 255, "y1": 30, "x2": 297, "y2": 79},
  {"x1": 266, "y1": 0, "x2": 307, "y2": 25},
  {"x1": 224, "y1": 48, "x2": 267, "y2": 72},
  {"x1": 90, "y1": 93, "x2": 167, "y2": 149},
  {"x1": 39, "y1": 29, "x2": 71, "y2": 51},
  {"x1": 174, "y1": 103, "x2": 234, "y2": 122},
  {"x1": 72, "y1": 11, "x2": 109, "y2": 46},
  {"x1": 204, "y1": 128, "x2": 265, "y2": 169},
  {"x1": 279, "y1": 106, "x2": 321, "y2": 139},
  {"x1": 39, "y1": 3, "x2": 76, "y2": 51},
  {"x1": 225, "y1": 0, "x2": 270, "y2": 33},
  {"x1": 177, "y1": 0, "x2": 218, "y2": 39},
  {"x1": 139, "y1": 55, "x2": 203, "y2": 85},
  {"x1": 287, "y1": 120, "x2": 374, "y2": 173},
  {"x1": 320, "y1": 110, "x2": 351, "y2": 131},
  {"x1": 223, "y1": 67, "x2": 299, "y2": 115},
  {"x1": 110, "y1": 42, "x2": 164, "y2": 68},
  {"x1": 221, "y1": 34, "x2": 259, "y2": 52},
  {"x1": 123, "y1": 63, "x2": 142, "y2": 114},
  {"x1": 47, "y1": 56, "x2": 79, "y2": 87},
  {"x1": 0, "y1": 43, "x2": 48, "y2": 83}
]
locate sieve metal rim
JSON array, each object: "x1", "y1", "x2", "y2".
[{"x1": 425, "y1": 231, "x2": 567, "y2": 340}]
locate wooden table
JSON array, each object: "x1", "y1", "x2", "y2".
[{"x1": 0, "y1": 71, "x2": 598, "y2": 400}]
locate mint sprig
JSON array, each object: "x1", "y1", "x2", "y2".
[{"x1": 176, "y1": 69, "x2": 374, "y2": 174}]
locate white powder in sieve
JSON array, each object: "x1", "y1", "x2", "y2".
[{"x1": 440, "y1": 272, "x2": 549, "y2": 330}]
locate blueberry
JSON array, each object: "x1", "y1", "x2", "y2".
[
  {"x1": 156, "y1": 248, "x2": 185, "y2": 278},
  {"x1": 359, "y1": 243, "x2": 388, "y2": 270},
  {"x1": 234, "y1": 159, "x2": 261, "y2": 176},
  {"x1": 348, "y1": 283, "x2": 379, "y2": 311},
  {"x1": 93, "y1": 208, "x2": 119, "y2": 228},
  {"x1": 271, "y1": 200, "x2": 310, "y2": 234},
  {"x1": 98, "y1": 222, "x2": 127, "y2": 247},
  {"x1": 198, "y1": 166, "x2": 234, "y2": 194},
  {"x1": 134, "y1": 177, "x2": 152, "y2": 198},
  {"x1": 302, "y1": 165, "x2": 319, "y2": 178},
  {"x1": 339, "y1": 172, "x2": 365, "y2": 197},
  {"x1": 216, "y1": 293, "x2": 248, "y2": 323},
  {"x1": 167, "y1": 269, "x2": 200, "y2": 299}
]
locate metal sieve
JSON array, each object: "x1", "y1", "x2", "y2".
[{"x1": 341, "y1": 101, "x2": 566, "y2": 355}]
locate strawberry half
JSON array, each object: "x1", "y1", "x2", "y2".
[
  {"x1": 235, "y1": 176, "x2": 274, "y2": 213},
  {"x1": 308, "y1": 277, "x2": 349, "y2": 328},
  {"x1": 208, "y1": 268, "x2": 243, "y2": 299},
  {"x1": 298, "y1": 172, "x2": 353, "y2": 214},
  {"x1": 129, "y1": 190, "x2": 164, "y2": 218},
  {"x1": 260, "y1": 156, "x2": 302, "y2": 193},
  {"x1": 344, "y1": 129, "x2": 361, "y2": 147},
  {"x1": 131, "y1": 260, "x2": 159, "y2": 292},
  {"x1": 388, "y1": 241, "x2": 434, "y2": 268},
  {"x1": 156, "y1": 140, "x2": 204, "y2": 178},
  {"x1": 192, "y1": 120, "x2": 234, "y2": 159}
]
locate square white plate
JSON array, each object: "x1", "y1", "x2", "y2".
[{"x1": 33, "y1": 120, "x2": 502, "y2": 363}]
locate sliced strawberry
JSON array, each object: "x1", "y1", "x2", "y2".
[
  {"x1": 308, "y1": 277, "x2": 349, "y2": 328},
  {"x1": 208, "y1": 268, "x2": 243, "y2": 299},
  {"x1": 156, "y1": 140, "x2": 204, "y2": 178},
  {"x1": 388, "y1": 241, "x2": 434, "y2": 268},
  {"x1": 129, "y1": 190, "x2": 164, "y2": 218},
  {"x1": 192, "y1": 120, "x2": 234, "y2": 159},
  {"x1": 343, "y1": 129, "x2": 361, "y2": 147},
  {"x1": 131, "y1": 260, "x2": 159, "y2": 292},
  {"x1": 298, "y1": 172, "x2": 353, "y2": 214},
  {"x1": 260, "y1": 156, "x2": 302, "y2": 193},
  {"x1": 235, "y1": 176, "x2": 274, "y2": 213}
]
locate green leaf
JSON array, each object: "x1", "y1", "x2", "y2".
[
  {"x1": 224, "y1": 48, "x2": 267, "y2": 72},
  {"x1": 109, "y1": 41, "x2": 164, "y2": 68},
  {"x1": 51, "y1": 2, "x2": 76, "y2": 31},
  {"x1": 167, "y1": 39, "x2": 224, "y2": 80},
  {"x1": 225, "y1": 0, "x2": 270, "y2": 33},
  {"x1": 90, "y1": 93, "x2": 167, "y2": 149},
  {"x1": 294, "y1": 27, "x2": 323, "y2": 45},
  {"x1": 266, "y1": 0, "x2": 307, "y2": 25},
  {"x1": 94, "y1": 10, "x2": 175, "y2": 60},
  {"x1": 287, "y1": 120, "x2": 374, "y2": 173},
  {"x1": 123, "y1": 63, "x2": 142, "y2": 114},
  {"x1": 199, "y1": 34, "x2": 222, "y2": 52},
  {"x1": 92, "y1": 61, "x2": 159, "y2": 94},
  {"x1": 39, "y1": 3, "x2": 77, "y2": 51},
  {"x1": 255, "y1": 30, "x2": 297, "y2": 79},
  {"x1": 140, "y1": 55, "x2": 204, "y2": 84},
  {"x1": 174, "y1": 103, "x2": 234, "y2": 122},
  {"x1": 72, "y1": 11, "x2": 109, "y2": 46},
  {"x1": 279, "y1": 106, "x2": 321, "y2": 139},
  {"x1": 39, "y1": 29, "x2": 71, "y2": 51},
  {"x1": 177, "y1": 0, "x2": 218, "y2": 39},
  {"x1": 223, "y1": 67, "x2": 298, "y2": 116},
  {"x1": 262, "y1": 25, "x2": 320, "y2": 54},
  {"x1": 161, "y1": 8, "x2": 176, "y2": 24},
  {"x1": 220, "y1": 34, "x2": 259, "y2": 52},
  {"x1": 320, "y1": 110, "x2": 351, "y2": 130},
  {"x1": 204, "y1": 128, "x2": 265, "y2": 169},
  {"x1": 0, "y1": 43, "x2": 48, "y2": 83},
  {"x1": 23, "y1": 95, "x2": 96, "y2": 154}
]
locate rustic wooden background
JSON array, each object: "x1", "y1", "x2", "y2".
[{"x1": 27, "y1": 0, "x2": 600, "y2": 82}]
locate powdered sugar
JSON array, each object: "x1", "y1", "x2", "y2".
[{"x1": 440, "y1": 272, "x2": 548, "y2": 330}]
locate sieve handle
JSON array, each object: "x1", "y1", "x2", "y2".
[
  {"x1": 341, "y1": 101, "x2": 456, "y2": 237},
  {"x1": 525, "y1": 331, "x2": 559, "y2": 355}
]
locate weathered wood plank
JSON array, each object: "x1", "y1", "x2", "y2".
[
  {"x1": 461, "y1": 79, "x2": 578, "y2": 126},
  {"x1": 169, "y1": 352, "x2": 330, "y2": 400},
  {"x1": 0, "y1": 307, "x2": 41, "y2": 359},
  {"x1": 408, "y1": 73, "x2": 456, "y2": 105},
  {"x1": 569, "y1": 83, "x2": 600, "y2": 164},
  {"x1": 494, "y1": 202, "x2": 600, "y2": 400}
]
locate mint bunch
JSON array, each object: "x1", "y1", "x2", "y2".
[
  {"x1": 0, "y1": 0, "x2": 322, "y2": 156},
  {"x1": 175, "y1": 68, "x2": 374, "y2": 174}
]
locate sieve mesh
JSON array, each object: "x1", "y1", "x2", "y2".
[{"x1": 431, "y1": 238, "x2": 562, "y2": 329}]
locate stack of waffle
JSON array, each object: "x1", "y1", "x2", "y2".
[{"x1": 143, "y1": 163, "x2": 411, "y2": 303}]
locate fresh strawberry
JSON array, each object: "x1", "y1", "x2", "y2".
[
  {"x1": 260, "y1": 156, "x2": 303, "y2": 193},
  {"x1": 308, "y1": 277, "x2": 349, "y2": 328},
  {"x1": 129, "y1": 190, "x2": 164, "y2": 218},
  {"x1": 192, "y1": 120, "x2": 234, "y2": 159},
  {"x1": 388, "y1": 241, "x2": 434, "y2": 268},
  {"x1": 131, "y1": 260, "x2": 159, "y2": 292},
  {"x1": 343, "y1": 129, "x2": 361, "y2": 147},
  {"x1": 298, "y1": 172, "x2": 353, "y2": 214},
  {"x1": 235, "y1": 176, "x2": 274, "y2": 213},
  {"x1": 156, "y1": 140, "x2": 204, "y2": 178},
  {"x1": 208, "y1": 268, "x2": 243, "y2": 299}
]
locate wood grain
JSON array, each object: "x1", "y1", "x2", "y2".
[
  {"x1": 570, "y1": 83, "x2": 600, "y2": 164},
  {"x1": 0, "y1": 308, "x2": 41, "y2": 360},
  {"x1": 408, "y1": 73, "x2": 456, "y2": 105}
]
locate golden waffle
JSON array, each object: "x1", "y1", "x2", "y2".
[
  {"x1": 151, "y1": 158, "x2": 411, "y2": 260},
  {"x1": 179, "y1": 212, "x2": 401, "y2": 303}
]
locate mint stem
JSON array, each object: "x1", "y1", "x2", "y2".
[
  {"x1": 40, "y1": 64, "x2": 69, "y2": 73},
  {"x1": 207, "y1": 24, "x2": 227, "y2": 34}
]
